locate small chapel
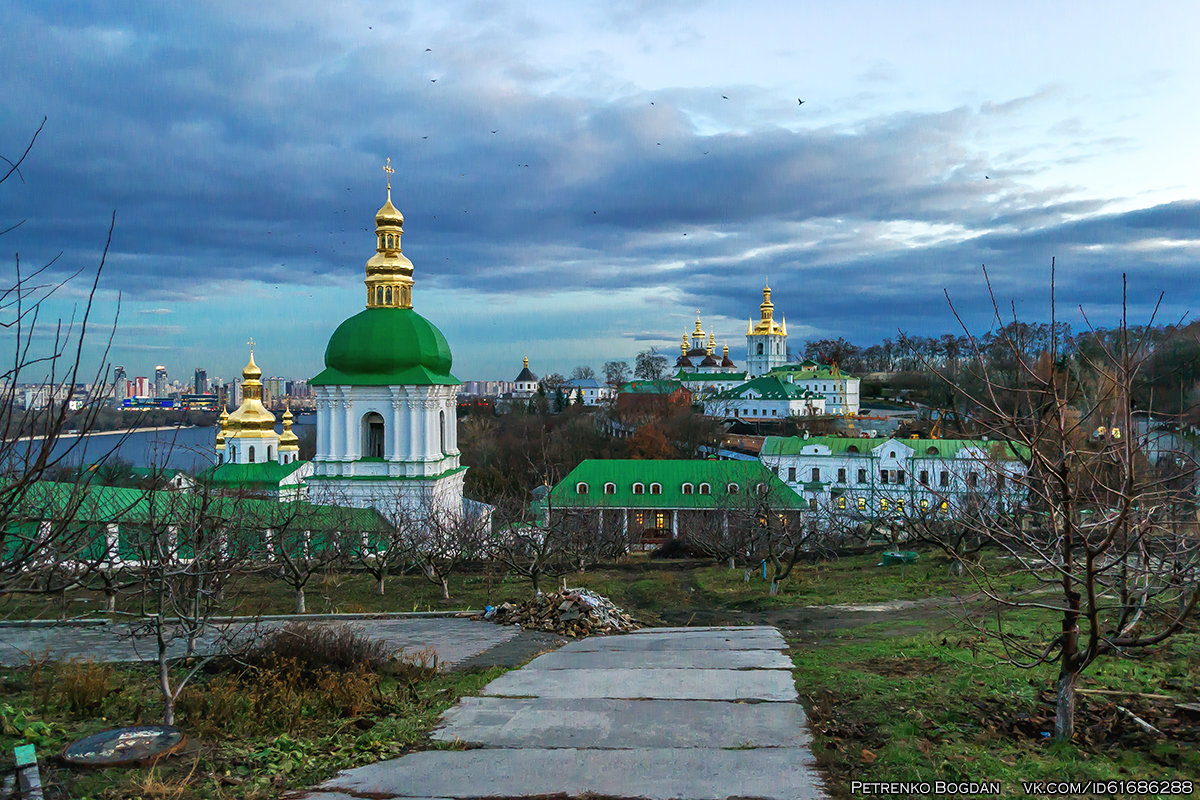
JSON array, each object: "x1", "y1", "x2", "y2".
[{"x1": 306, "y1": 161, "x2": 466, "y2": 518}]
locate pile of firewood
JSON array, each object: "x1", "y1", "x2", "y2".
[{"x1": 480, "y1": 588, "x2": 639, "y2": 637}]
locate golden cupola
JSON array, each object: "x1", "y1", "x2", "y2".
[
  {"x1": 365, "y1": 158, "x2": 415, "y2": 310},
  {"x1": 748, "y1": 282, "x2": 786, "y2": 336},
  {"x1": 278, "y1": 405, "x2": 300, "y2": 453},
  {"x1": 707, "y1": 332, "x2": 715, "y2": 355},
  {"x1": 214, "y1": 406, "x2": 229, "y2": 451},
  {"x1": 226, "y1": 347, "x2": 278, "y2": 438}
]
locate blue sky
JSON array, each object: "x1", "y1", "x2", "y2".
[{"x1": 3, "y1": 1, "x2": 1198, "y2": 383}]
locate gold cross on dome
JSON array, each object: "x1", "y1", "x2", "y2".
[
  {"x1": 383, "y1": 158, "x2": 395, "y2": 191},
  {"x1": 247, "y1": 337, "x2": 256, "y2": 353}
]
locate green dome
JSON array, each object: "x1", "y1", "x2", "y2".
[{"x1": 311, "y1": 308, "x2": 459, "y2": 386}]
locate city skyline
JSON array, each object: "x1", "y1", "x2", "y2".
[{"x1": 4, "y1": 2, "x2": 1199, "y2": 381}]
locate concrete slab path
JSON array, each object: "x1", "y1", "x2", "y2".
[
  {"x1": 302, "y1": 625, "x2": 827, "y2": 800},
  {"x1": 0, "y1": 618, "x2": 522, "y2": 670}
]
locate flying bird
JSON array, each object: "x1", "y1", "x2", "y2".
[
  {"x1": 797, "y1": 98, "x2": 805, "y2": 106},
  {"x1": 425, "y1": 48, "x2": 432, "y2": 52},
  {"x1": 491, "y1": 130, "x2": 498, "y2": 134},
  {"x1": 422, "y1": 136, "x2": 428, "y2": 139},
  {"x1": 985, "y1": 175, "x2": 990, "y2": 179},
  {"x1": 722, "y1": 95, "x2": 728, "y2": 100},
  {"x1": 430, "y1": 79, "x2": 437, "y2": 83}
]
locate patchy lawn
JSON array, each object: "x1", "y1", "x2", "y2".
[
  {"x1": 0, "y1": 656, "x2": 506, "y2": 799},
  {"x1": 790, "y1": 616, "x2": 1200, "y2": 798}
]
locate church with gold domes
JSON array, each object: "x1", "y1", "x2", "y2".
[
  {"x1": 204, "y1": 347, "x2": 311, "y2": 500},
  {"x1": 306, "y1": 164, "x2": 465, "y2": 518}
]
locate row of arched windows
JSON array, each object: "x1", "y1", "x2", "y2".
[
  {"x1": 371, "y1": 285, "x2": 411, "y2": 307},
  {"x1": 574, "y1": 481, "x2": 761, "y2": 496},
  {"x1": 379, "y1": 233, "x2": 400, "y2": 249}
]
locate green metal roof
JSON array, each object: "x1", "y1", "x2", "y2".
[
  {"x1": 8, "y1": 480, "x2": 387, "y2": 532},
  {"x1": 197, "y1": 460, "x2": 309, "y2": 489},
  {"x1": 672, "y1": 371, "x2": 748, "y2": 382},
  {"x1": 762, "y1": 435, "x2": 1029, "y2": 461},
  {"x1": 712, "y1": 376, "x2": 820, "y2": 401},
  {"x1": 767, "y1": 363, "x2": 857, "y2": 380},
  {"x1": 618, "y1": 379, "x2": 686, "y2": 395},
  {"x1": 312, "y1": 307, "x2": 459, "y2": 386},
  {"x1": 547, "y1": 459, "x2": 806, "y2": 509}
]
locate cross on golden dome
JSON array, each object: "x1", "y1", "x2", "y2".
[
  {"x1": 247, "y1": 337, "x2": 256, "y2": 353},
  {"x1": 383, "y1": 158, "x2": 395, "y2": 191}
]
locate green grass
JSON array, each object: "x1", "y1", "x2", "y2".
[
  {"x1": 791, "y1": 614, "x2": 1200, "y2": 798},
  {"x1": 0, "y1": 658, "x2": 507, "y2": 799},
  {"x1": 0, "y1": 548, "x2": 1035, "y2": 623}
]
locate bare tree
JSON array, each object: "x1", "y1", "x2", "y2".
[
  {"x1": 124, "y1": 485, "x2": 253, "y2": 725},
  {"x1": 918, "y1": 265, "x2": 1200, "y2": 741},
  {"x1": 603, "y1": 360, "x2": 631, "y2": 388},
  {"x1": 634, "y1": 347, "x2": 668, "y2": 380},
  {"x1": 350, "y1": 495, "x2": 417, "y2": 596},
  {"x1": 415, "y1": 500, "x2": 490, "y2": 601},
  {"x1": 0, "y1": 119, "x2": 132, "y2": 597},
  {"x1": 261, "y1": 499, "x2": 351, "y2": 615}
]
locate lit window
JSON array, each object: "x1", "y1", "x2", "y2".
[
  {"x1": 655, "y1": 512, "x2": 667, "y2": 529},
  {"x1": 837, "y1": 496, "x2": 847, "y2": 509},
  {"x1": 857, "y1": 497, "x2": 866, "y2": 510},
  {"x1": 940, "y1": 501, "x2": 949, "y2": 514},
  {"x1": 920, "y1": 498, "x2": 929, "y2": 509},
  {"x1": 881, "y1": 498, "x2": 889, "y2": 511}
]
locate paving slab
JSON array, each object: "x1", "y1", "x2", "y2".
[
  {"x1": 561, "y1": 631, "x2": 786, "y2": 652},
  {"x1": 481, "y1": 666, "x2": 797, "y2": 701},
  {"x1": 525, "y1": 646, "x2": 794, "y2": 670},
  {"x1": 314, "y1": 747, "x2": 825, "y2": 800},
  {"x1": 0, "y1": 617, "x2": 520, "y2": 669},
  {"x1": 627, "y1": 625, "x2": 782, "y2": 635},
  {"x1": 433, "y1": 696, "x2": 811, "y2": 749}
]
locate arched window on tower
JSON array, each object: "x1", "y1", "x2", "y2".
[
  {"x1": 385, "y1": 286, "x2": 393, "y2": 305},
  {"x1": 757, "y1": 343, "x2": 764, "y2": 355},
  {"x1": 440, "y1": 410, "x2": 446, "y2": 453},
  {"x1": 267, "y1": 445, "x2": 273, "y2": 461},
  {"x1": 363, "y1": 412, "x2": 385, "y2": 458},
  {"x1": 376, "y1": 287, "x2": 384, "y2": 306},
  {"x1": 248, "y1": 446, "x2": 256, "y2": 463}
]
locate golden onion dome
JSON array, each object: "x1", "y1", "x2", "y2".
[
  {"x1": 226, "y1": 346, "x2": 277, "y2": 438},
  {"x1": 278, "y1": 405, "x2": 300, "y2": 452},
  {"x1": 376, "y1": 193, "x2": 404, "y2": 228},
  {"x1": 242, "y1": 351, "x2": 262, "y2": 381}
]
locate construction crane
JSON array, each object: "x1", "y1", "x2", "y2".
[{"x1": 829, "y1": 361, "x2": 852, "y2": 417}]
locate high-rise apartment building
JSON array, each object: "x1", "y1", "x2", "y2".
[
  {"x1": 194, "y1": 368, "x2": 208, "y2": 395},
  {"x1": 154, "y1": 366, "x2": 168, "y2": 397}
]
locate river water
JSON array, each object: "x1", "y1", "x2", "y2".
[{"x1": 13, "y1": 413, "x2": 316, "y2": 473}]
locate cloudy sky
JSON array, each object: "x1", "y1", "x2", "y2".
[{"x1": 3, "y1": 1, "x2": 1199, "y2": 383}]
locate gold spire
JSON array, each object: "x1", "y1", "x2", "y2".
[
  {"x1": 693, "y1": 312, "x2": 704, "y2": 336},
  {"x1": 707, "y1": 332, "x2": 715, "y2": 355},
  {"x1": 681, "y1": 334, "x2": 688, "y2": 356},
  {"x1": 723, "y1": 343, "x2": 729, "y2": 357},
  {"x1": 278, "y1": 403, "x2": 300, "y2": 452},
  {"x1": 214, "y1": 405, "x2": 228, "y2": 450},
  {"x1": 226, "y1": 345, "x2": 277, "y2": 438},
  {"x1": 749, "y1": 281, "x2": 785, "y2": 336},
  {"x1": 365, "y1": 158, "x2": 414, "y2": 310},
  {"x1": 523, "y1": 355, "x2": 529, "y2": 368}
]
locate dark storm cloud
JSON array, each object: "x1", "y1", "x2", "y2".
[{"x1": 2, "y1": 2, "x2": 1196, "y2": 350}]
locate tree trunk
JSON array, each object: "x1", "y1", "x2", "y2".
[
  {"x1": 531, "y1": 570, "x2": 541, "y2": 597},
  {"x1": 376, "y1": 575, "x2": 386, "y2": 596},
  {"x1": 295, "y1": 587, "x2": 306, "y2": 614},
  {"x1": 441, "y1": 576, "x2": 450, "y2": 600},
  {"x1": 769, "y1": 578, "x2": 779, "y2": 596},
  {"x1": 158, "y1": 650, "x2": 175, "y2": 726},
  {"x1": 1054, "y1": 667, "x2": 1078, "y2": 741},
  {"x1": 728, "y1": 556, "x2": 735, "y2": 570},
  {"x1": 104, "y1": 588, "x2": 116, "y2": 613}
]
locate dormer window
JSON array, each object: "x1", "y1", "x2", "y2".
[
  {"x1": 681, "y1": 483, "x2": 694, "y2": 495},
  {"x1": 633, "y1": 482, "x2": 645, "y2": 495},
  {"x1": 698, "y1": 483, "x2": 711, "y2": 495},
  {"x1": 727, "y1": 483, "x2": 740, "y2": 494},
  {"x1": 649, "y1": 483, "x2": 662, "y2": 495},
  {"x1": 604, "y1": 482, "x2": 616, "y2": 494},
  {"x1": 576, "y1": 482, "x2": 589, "y2": 494}
]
